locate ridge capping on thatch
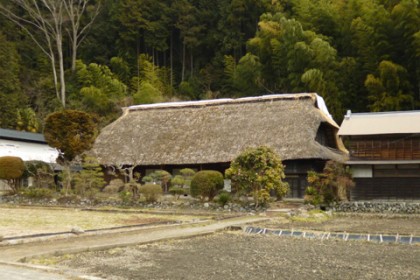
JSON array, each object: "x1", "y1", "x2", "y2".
[
  {"x1": 127, "y1": 93, "x2": 338, "y2": 128},
  {"x1": 129, "y1": 93, "x2": 315, "y2": 110}
]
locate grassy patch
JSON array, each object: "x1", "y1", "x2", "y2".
[
  {"x1": 290, "y1": 210, "x2": 331, "y2": 223},
  {"x1": 0, "y1": 206, "x2": 203, "y2": 237},
  {"x1": 30, "y1": 254, "x2": 75, "y2": 266}
]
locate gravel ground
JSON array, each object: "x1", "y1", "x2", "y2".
[{"x1": 45, "y1": 232, "x2": 420, "y2": 280}]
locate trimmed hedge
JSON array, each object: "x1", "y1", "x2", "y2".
[
  {"x1": 139, "y1": 184, "x2": 163, "y2": 202},
  {"x1": 0, "y1": 156, "x2": 24, "y2": 179},
  {"x1": 190, "y1": 170, "x2": 224, "y2": 201}
]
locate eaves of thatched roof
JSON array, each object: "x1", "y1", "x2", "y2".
[{"x1": 91, "y1": 93, "x2": 348, "y2": 166}]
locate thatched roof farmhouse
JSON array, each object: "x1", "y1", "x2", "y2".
[{"x1": 91, "y1": 93, "x2": 347, "y2": 197}]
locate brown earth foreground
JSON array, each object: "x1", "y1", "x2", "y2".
[
  {"x1": 37, "y1": 232, "x2": 420, "y2": 280},
  {"x1": 1, "y1": 205, "x2": 419, "y2": 280}
]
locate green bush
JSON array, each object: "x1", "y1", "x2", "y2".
[
  {"x1": 119, "y1": 190, "x2": 132, "y2": 204},
  {"x1": 139, "y1": 184, "x2": 163, "y2": 203},
  {"x1": 170, "y1": 175, "x2": 185, "y2": 188},
  {"x1": 21, "y1": 187, "x2": 54, "y2": 199},
  {"x1": 226, "y1": 146, "x2": 288, "y2": 207},
  {"x1": 73, "y1": 156, "x2": 106, "y2": 197},
  {"x1": 216, "y1": 191, "x2": 231, "y2": 206},
  {"x1": 190, "y1": 170, "x2": 224, "y2": 201},
  {"x1": 180, "y1": 168, "x2": 196, "y2": 187},
  {"x1": 123, "y1": 182, "x2": 141, "y2": 200},
  {"x1": 306, "y1": 161, "x2": 355, "y2": 206},
  {"x1": 150, "y1": 170, "x2": 172, "y2": 193},
  {"x1": 169, "y1": 186, "x2": 186, "y2": 199},
  {"x1": 141, "y1": 175, "x2": 153, "y2": 184}
]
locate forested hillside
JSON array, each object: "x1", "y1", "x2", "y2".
[{"x1": 0, "y1": 0, "x2": 418, "y2": 131}]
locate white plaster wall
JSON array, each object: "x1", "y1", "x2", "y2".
[
  {"x1": 0, "y1": 139, "x2": 59, "y2": 163},
  {"x1": 351, "y1": 165, "x2": 373, "y2": 178}
]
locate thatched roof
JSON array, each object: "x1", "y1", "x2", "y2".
[{"x1": 91, "y1": 93, "x2": 347, "y2": 166}]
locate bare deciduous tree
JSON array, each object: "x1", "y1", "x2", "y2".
[
  {"x1": 0, "y1": 0, "x2": 100, "y2": 107},
  {"x1": 63, "y1": 0, "x2": 100, "y2": 72}
]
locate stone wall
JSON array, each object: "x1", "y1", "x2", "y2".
[{"x1": 334, "y1": 201, "x2": 420, "y2": 214}]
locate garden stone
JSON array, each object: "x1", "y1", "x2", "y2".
[{"x1": 71, "y1": 226, "x2": 84, "y2": 234}]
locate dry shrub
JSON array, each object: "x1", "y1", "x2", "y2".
[
  {"x1": 139, "y1": 184, "x2": 162, "y2": 203},
  {"x1": 103, "y1": 179, "x2": 124, "y2": 193}
]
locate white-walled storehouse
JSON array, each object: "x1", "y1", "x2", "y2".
[{"x1": 0, "y1": 128, "x2": 59, "y2": 189}]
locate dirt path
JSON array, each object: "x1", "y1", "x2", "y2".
[
  {"x1": 0, "y1": 215, "x2": 268, "y2": 263},
  {"x1": 0, "y1": 263, "x2": 69, "y2": 280}
]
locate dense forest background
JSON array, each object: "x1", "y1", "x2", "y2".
[{"x1": 0, "y1": 0, "x2": 419, "y2": 132}]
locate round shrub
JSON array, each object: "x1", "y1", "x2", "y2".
[
  {"x1": 190, "y1": 170, "x2": 224, "y2": 201},
  {"x1": 139, "y1": 184, "x2": 163, "y2": 203},
  {"x1": 0, "y1": 156, "x2": 24, "y2": 179},
  {"x1": 0, "y1": 156, "x2": 25, "y2": 194},
  {"x1": 226, "y1": 146, "x2": 288, "y2": 207}
]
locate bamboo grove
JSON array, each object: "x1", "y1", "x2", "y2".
[{"x1": 0, "y1": 0, "x2": 418, "y2": 130}]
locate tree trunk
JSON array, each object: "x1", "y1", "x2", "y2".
[
  {"x1": 64, "y1": 163, "x2": 72, "y2": 196},
  {"x1": 152, "y1": 48, "x2": 155, "y2": 71},
  {"x1": 137, "y1": 35, "x2": 140, "y2": 92},
  {"x1": 190, "y1": 48, "x2": 193, "y2": 78},
  {"x1": 50, "y1": 52, "x2": 60, "y2": 101},
  {"x1": 57, "y1": 36, "x2": 66, "y2": 107},
  {"x1": 253, "y1": 186, "x2": 259, "y2": 208},
  {"x1": 64, "y1": 0, "x2": 101, "y2": 72},
  {"x1": 71, "y1": 34, "x2": 77, "y2": 72},
  {"x1": 182, "y1": 42, "x2": 186, "y2": 82},
  {"x1": 170, "y1": 31, "x2": 173, "y2": 88}
]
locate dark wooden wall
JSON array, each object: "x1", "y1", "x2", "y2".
[
  {"x1": 351, "y1": 178, "x2": 420, "y2": 200},
  {"x1": 346, "y1": 135, "x2": 420, "y2": 161}
]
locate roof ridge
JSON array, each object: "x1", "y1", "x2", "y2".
[
  {"x1": 0, "y1": 128, "x2": 46, "y2": 143},
  {"x1": 128, "y1": 93, "x2": 316, "y2": 111}
]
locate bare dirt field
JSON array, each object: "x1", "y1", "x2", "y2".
[
  {"x1": 257, "y1": 213, "x2": 420, "y2": 235},
  {"x1": 3, "y1": 203, "x2": 420, "y2": 279},
  {"x1": 36, "y1": 232, "x2": 420, "y2": 280}
]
